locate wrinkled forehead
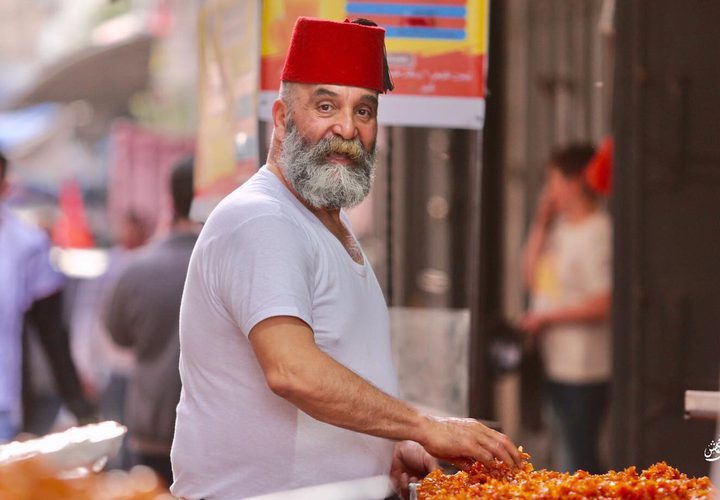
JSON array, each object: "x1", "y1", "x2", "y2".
[{"x1": 293, "y1": 83, "x2": 379, "y2": 107}]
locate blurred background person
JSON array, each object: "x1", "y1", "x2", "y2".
[
  {"x1": 67, "y1": 208, "x2": 151, "y2": 468},
  {"x1": 104, "y1": 156, "x2": 199, "y2": 485},
  {"x1": 98, "y1": 210, "x2": 150, "y2": 424},
  {"x1": 520, "y1": 144, "x2": 612, "y2": 473},
  {"x1": 69, "y1": 209, "x2": 152, "y2": 416},
  {"x1": 0, "y1": 151, "x2": 95, "y2": 443}
]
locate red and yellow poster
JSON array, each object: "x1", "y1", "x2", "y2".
[
  {"x1": 195, "y1": 0, "x2": 260, "y2": 218},
  {"x1": 260, "y1": 0, "x2": 488, "y2": 129}
]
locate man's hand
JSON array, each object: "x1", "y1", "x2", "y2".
[
  {"x1": 419, "y1": 416, "x2": 522, "y2": 468},
  {"x1": 390, "y1": 441, "x2": 439, "y2": 499}
]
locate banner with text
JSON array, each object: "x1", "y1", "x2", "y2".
[{"x1": 260, "y1": 0, "x2": 488, "y2": 129}]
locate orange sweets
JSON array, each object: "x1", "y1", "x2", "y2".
[
  {"x1": 0, "y1": 457, "x2": 171, "y2": 499},
  {"x1": 417, "y1": 451, "x2": 715, "y2": 499}
]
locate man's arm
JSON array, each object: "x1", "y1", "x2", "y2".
[
  {"x1": 249, "y1": 316, "x2": 522, "y2": 467},
  {"x1": 25, "y1": 291, "x2": 96, "y2": 423},
  {"x1": 103, "y1": 273, "x2": 135, "y2": 348},
  {"x1": 522, "y1": 187, "x2": 555, "y2": 290}
]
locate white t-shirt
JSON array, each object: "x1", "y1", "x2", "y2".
[
  {"x1": 171, "y1": 166, "x2": 398, "y2": 499},
  {"x1": 531, "y1": 211, "x2": 612, "y2": 384}
]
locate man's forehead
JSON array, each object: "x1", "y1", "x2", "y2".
[{"x1": 297, "y1": 83, "x2": 379, "y2": 103}]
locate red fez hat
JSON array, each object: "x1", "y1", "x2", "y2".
[
  {"x1": 281, "y1": 17, "x2": 391, "y2": 94},
  {"x1": 585, "y1": 136, "x2": 613, "y2": 196}
]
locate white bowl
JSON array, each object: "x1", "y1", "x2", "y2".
[{"x1": 0, "y1": 421, "x2": 127, "y2": 474}]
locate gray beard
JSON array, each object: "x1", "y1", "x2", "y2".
[{"x1": 279, "y1": 122, "x2": 376, "y2": 209}]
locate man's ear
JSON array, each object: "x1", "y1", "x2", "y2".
[{"x1": 272, "y1": 99, "x2": 289, "y2": 142}]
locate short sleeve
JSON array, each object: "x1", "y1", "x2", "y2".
[
  {"x1": 214, "y1": 214, "x2": 315, "y2": 336},
  {"x1": 24, "y1": 236, "x2": 64, "y2": 309},
  {"x1": 581, "y1": 216, "x2": 612, "y2": 295}
]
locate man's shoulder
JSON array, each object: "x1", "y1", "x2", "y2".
[
  {"x1": 1, "y1": 209, "x2": 50, "y2": 253},
  {"x1": 110, "y1": 250, "x2": 154, "y2": 285},
  {"x1": 205, "y1": 177, "x2": 301, "y2": 235},
  {"x1": 117, "y1": 234, "x2": 188, "y2": 269},
  {"x1": 583, "y1": 210, "x2": 612, "y2": 240},
  {"x1": 594, "y1": 210, "x2": 612, "y2": 230},
  {"x1": 220, "y1": 188, "x2": 285, "y2": 219}
]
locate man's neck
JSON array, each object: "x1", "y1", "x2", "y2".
[
  {"x1": 562, "y1": 196, "x2": 598, "y2": 223},
  {"x1": 171, "y1": 218, "x2": 200, "y2": 234}
]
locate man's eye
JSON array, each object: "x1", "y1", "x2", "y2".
[
  {"x1": 319, "y1": 104, "x2": 333, "y2": 112},
  {"x1": 357, "y1": 107, "x2": 375, "y2": 118}
]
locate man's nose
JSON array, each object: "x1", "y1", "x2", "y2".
[{"x1": 331, "y1": 109, "x2": 358, "y2": 141}]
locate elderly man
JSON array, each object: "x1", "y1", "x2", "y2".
[{"x1": 171, "y1": 17, "x2": 520, "y2": 499}]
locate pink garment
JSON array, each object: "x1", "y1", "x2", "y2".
[{"x1": 108, "y1": 120, "x2": 194, "y2": 237}]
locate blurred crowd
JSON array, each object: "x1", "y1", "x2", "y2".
[{"x1": 0, "y1": 151, "x2": 198, "y2": 487}]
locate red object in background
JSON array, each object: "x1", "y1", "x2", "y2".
[
  {"x1": 585, "y1": 136, "x2": 613, "y2": 196},
  {"x1": 52, "y1": 178, "x2": 95, "y2": 248}
]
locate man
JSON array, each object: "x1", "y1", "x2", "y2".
[
  {"x1": 521, "y1": 144, "x2": 612, "y2": 473},
  {"x1": 104, "y1": 157, "x2": 199, "y2": 485},
  {"x1": 171, "y1": 17, "x2": 521, "y2": 499},
  {"x1": 0, "y1": 151, "x2": 95, "y2": 442}
]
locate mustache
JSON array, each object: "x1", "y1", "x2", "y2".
[
  {"x1": 324, "y1": 136, "x2": 364, "y2": 160},
  {"x1": 285, "y1": 118, "x2": 374, "y2": 163}
]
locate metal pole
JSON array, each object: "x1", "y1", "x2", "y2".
[{"x1": 468, "y1": 0, "x2": 506, "y2": 420}]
